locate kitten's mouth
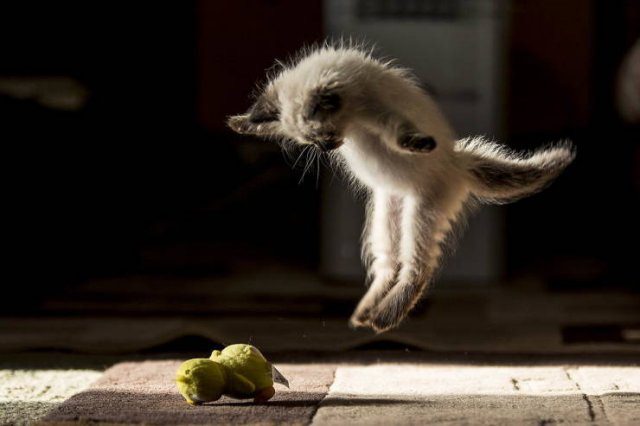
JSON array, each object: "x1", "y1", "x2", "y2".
[
  {"x1": 315, "y1": 141, "x2": 342, "y2": 152},
  {"x1": 311, "y1": 138, "x2": 343, "y2": 152}
]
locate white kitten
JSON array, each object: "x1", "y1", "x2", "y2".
[{"x1": 228, "y1": 44, "x2": 575, "y2": 333}]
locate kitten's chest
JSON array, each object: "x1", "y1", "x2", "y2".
[{"x1": 339, "y1": 135, "x2": 419, "y2": 191}]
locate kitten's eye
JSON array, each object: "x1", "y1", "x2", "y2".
[
  {"x1": 317, "y1": 92, "x2": 341, "y2": 112},
  {"x1": 307, "y1": 91, "x2": 341, "y2": 119}
]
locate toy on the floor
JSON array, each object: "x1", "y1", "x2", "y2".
[
  {"x1": 175, "y1": 344, "x2": 289, "y2": 405},
  {"x1": 175, "y1": 358, "x2": 226, "y2": 405}
]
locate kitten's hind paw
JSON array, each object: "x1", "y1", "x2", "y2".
[
  {"x1": 370, "y1": 307, "x2": 411, "y2": 334},
  {"x1": 368, "y1": 280, "x2": 425, "y2": 333},
  {"x1": 349, "y1": 288, "x2": 385, "y2": 330},
  {"x1": 348, "y1": 310, "x2": 372, "y2": 329},
  {"x1": 369, "y1": 308, "x2": 402, "y2": 334},
  {"x1": 399, "y1": 133, "x2": 437, "y2": 153}
]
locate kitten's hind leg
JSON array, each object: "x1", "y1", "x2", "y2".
[
  {"x1": 369, "y1": 195, "x2": 452, "y2": 333},
  {"x1": 349, "y1": 190, "x2": 401, "y2": 328}
]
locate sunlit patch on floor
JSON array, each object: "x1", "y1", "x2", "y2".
[{"x1": 0, "y1": 369, "x2": 102, "y2": 425}]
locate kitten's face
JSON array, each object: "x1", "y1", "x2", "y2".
[{"x1": 228, "y1": 57, "x2": 353, "y2": 151}]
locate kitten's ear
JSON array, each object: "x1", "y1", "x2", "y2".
[
  {"x1": 227, "y1": 114, "x2": 253, "y2": 134},
  {"x1": 227, "y1": 112, "x2": 279, "y2": 136},
  {"x1": 227, "y1": 96, "x2": 279, "y2": 136},
  {"x1": 247, "y1": 96, "x2": 279, "y2": 123},
  {"x1": 305, "y1": 87, "x2": 342, "y2": 120}
]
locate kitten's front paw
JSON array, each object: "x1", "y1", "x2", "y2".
[{"x1": 399, "y1": 134, "x2": 437, "y2": 153}]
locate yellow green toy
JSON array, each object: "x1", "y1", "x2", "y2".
[
  {"x1": 175, "y1": 358, "x2": 226, "y2": 405},
  {"x1": 175, "y1": 344, "x2": 289, "y2": 405}
]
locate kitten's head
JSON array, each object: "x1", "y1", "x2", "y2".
[{"x1": 228, "y1": 47, "x2": 374, "y2": 151}]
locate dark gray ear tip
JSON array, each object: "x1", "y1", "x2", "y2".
[{"x1": 227, "y1": 115, "x2": 249, "y2": 134}]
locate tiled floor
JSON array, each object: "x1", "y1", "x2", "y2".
[{"x1": 4, "y1": 353, "x2": 638, "y2": 425}]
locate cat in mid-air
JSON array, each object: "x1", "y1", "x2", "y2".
[{"x1": 228, "y1": 44, "x2": 575, "y2": 333}]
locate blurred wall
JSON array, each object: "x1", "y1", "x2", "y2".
[
  {"x1": 198, "y1": 0, "x2": 323, "y2": 132},
  {"x1": 505, "y1": 0, "x2": 640, "y2": 287},
  {"x1": 508, "y1": 0, "x2": 593, "y2": 134},
  {"x1": 322, "y1": 0, "x2": 507, "y2": 282}
]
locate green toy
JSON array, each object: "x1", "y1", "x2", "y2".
[
  {"x1": 175, "y1": 358, "x2": 226, "y2": 405},
  {"x1": 175, "y1": 344, "x2": 289, "y2": 405}
]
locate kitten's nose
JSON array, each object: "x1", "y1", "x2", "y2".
[{"x1": 315, "y1": 140, "x2": 330, "y2": 151}]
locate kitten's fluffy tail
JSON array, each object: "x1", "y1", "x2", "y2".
[{"x1": 456, "y1": 137, "x2": 576, "y2": 204}]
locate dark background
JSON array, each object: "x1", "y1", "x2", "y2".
[{"x1": 1, "y1": 0, "x2": 638, "y2": 314}]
